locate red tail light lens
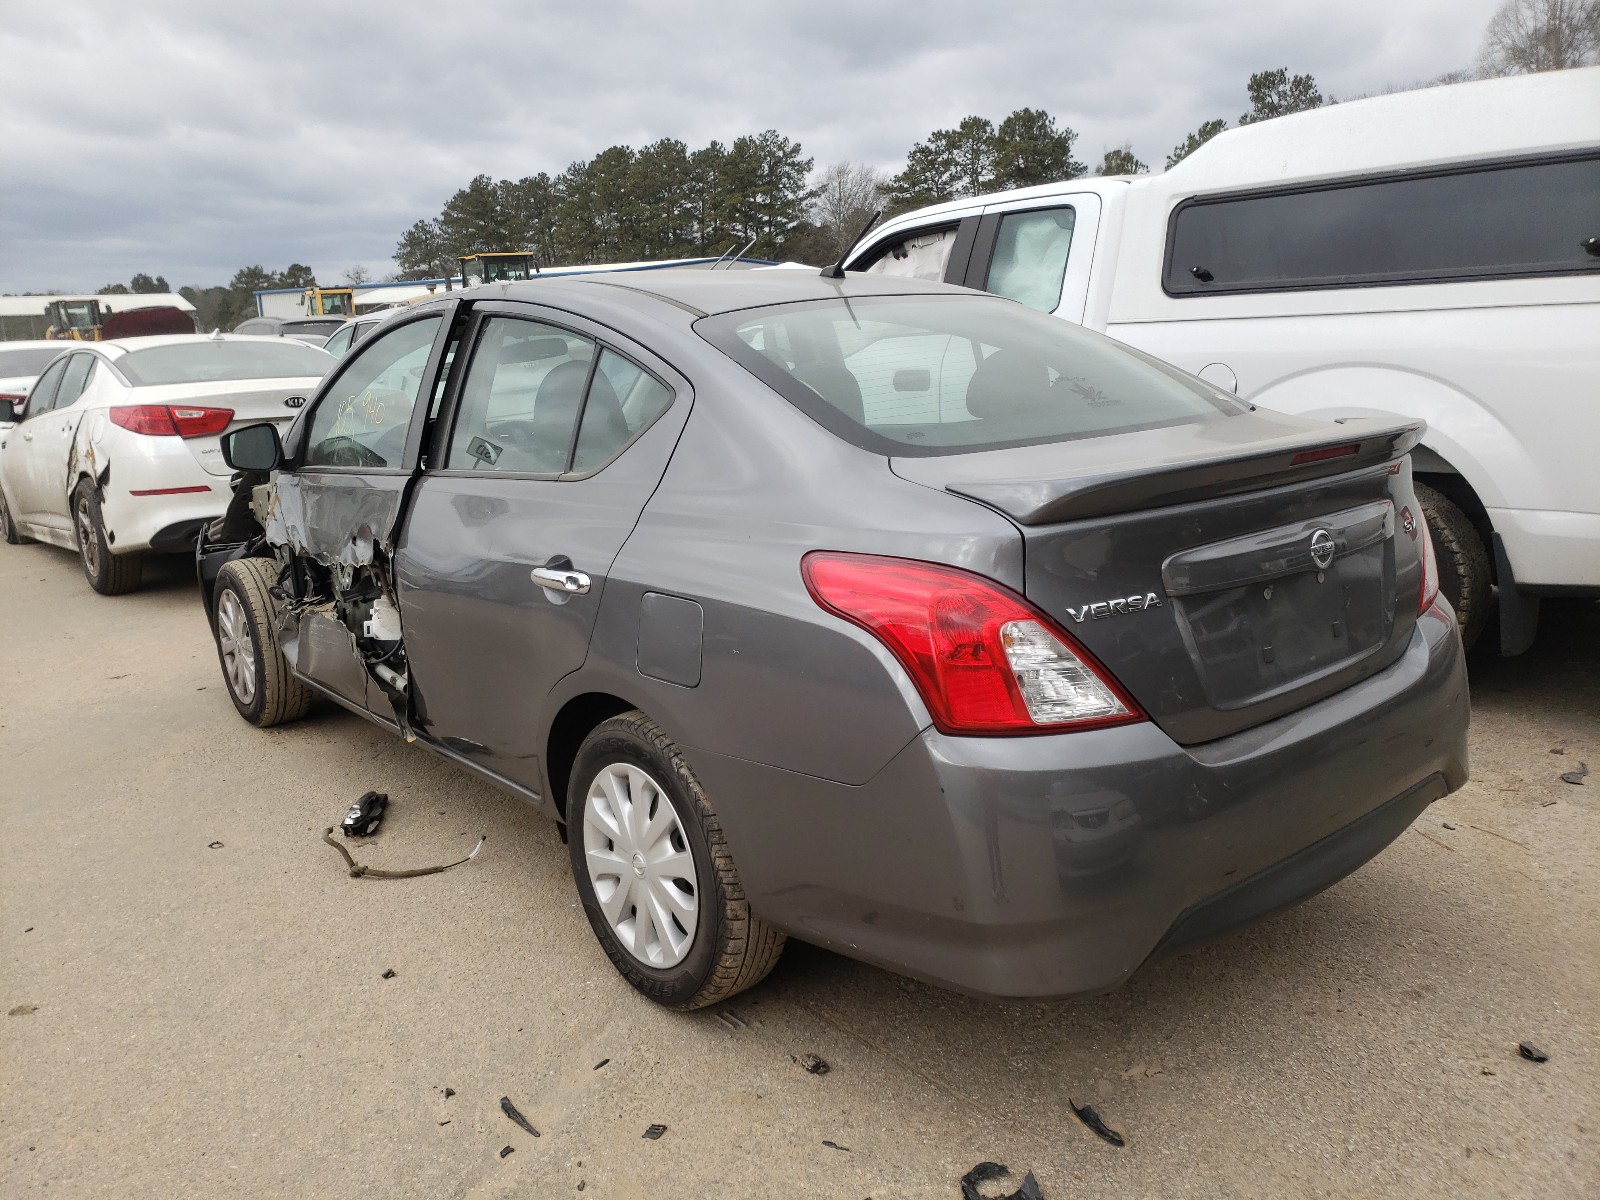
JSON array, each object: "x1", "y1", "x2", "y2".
[
  {"x1": 110, "y1": 405, "x2": 233, "y2": 438},
  {"x1": 802, "y1": 551, "x2": 1144, "y2": 736},
  {"x1": 1417, "y1": 509, "x2": 1440, "y2": 614}
]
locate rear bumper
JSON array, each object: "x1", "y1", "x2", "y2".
[{"x1": 689, "y1": 601, "x2": 1468, "y2": 998}]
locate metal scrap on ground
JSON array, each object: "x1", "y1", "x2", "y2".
[{"x1": 499, "y1": 1096, "x2": 540, "y2": 1137}]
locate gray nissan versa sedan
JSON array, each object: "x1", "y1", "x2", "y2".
[{"x1": 196, "y1": 269, "x2": 1469, "y2": 1009}]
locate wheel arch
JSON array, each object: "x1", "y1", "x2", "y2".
[{"x1": 545, "y1": 691, "x2": 640, "y2": 823}]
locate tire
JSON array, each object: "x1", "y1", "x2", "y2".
[
  {"x1": 73, "y1": 481, "x2": 142, "y2": 595},
  {"x1": 0, "y1": 482, "x2": 29, "y2": 544},
  {"x1": 212, "y1": 556, "x2": 312, "y2": 727},
  {"x1": 568, "y1": 711, "x2": 785, "y2": 1010},
  {"x1": 1416, "y1": 482, "x2": 1492, "y2": 651}
]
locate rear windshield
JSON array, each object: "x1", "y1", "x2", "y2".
[
  {"x1": 0, "y1": 347, "x2": 62, "y2": 377},
  {"x1": 282, "y1": 319, "x2": 345, "y2": 335},
  {"x1": 699, "y1": 294, "x2": 1240, "y2": 456},
  {"x1": 118, "y1": 340, "x2": 332, "y2": 386}
]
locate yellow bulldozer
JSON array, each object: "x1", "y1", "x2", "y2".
[
  {"x1": 301, "y1": 287, "x2": 355, "y2": 317},
  {"x1": 45, "y1": 298, "x2": 195, "y2": 341}
]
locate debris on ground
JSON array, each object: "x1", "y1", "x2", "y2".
[
  {"x1": 794, "y1": 1052, "x2": 830, "y2": 1075},
  {"x1": 643, "y1": 1124, "x2": 668, "y2": 1140},
  {"x1": 208, "y1": 841, "x2": 225, "y2": 849},
  {"x1": 443, "y1": 1087, "x2": 455, "y2": 1099},
  {"x1": 342, "y1": 790, "x2": 389, "y2": 837},
  {"x1": 438, "y1": 1119, "x2": 451, "y2": 1126},
  {"x1": 500, "y1": 1096, "x2": 540, "y2": 1137},
  {"x1": 499, "y1": 1146, "x2": 514, "y2": 1158},
  {"x1": 1442, "y1": 822, "x2": 1457, "y2": 830},
  {"x1": 8, "y1": 1004, "x2": 39, "y2": 1016},
  {"x1": 822, "y1": 1139, "x2": 850, "y2": 1152},
  {"x1": 1560, "y1": 762, "x2": 1589, "y2": 786},
  {"x1": 381, "y1": 968, "x2": 396, "y2": 979},
  {"x1": 321, "y1": 825, "x2": 485, "y2": 880},
  {"x1": 1481, "y1": 1068, "x2": 1496, "y2": 1076},
  {"x1": 593, "y1": 1059, "x2": 609, "y2": 1071},
  {"x1": 1069, "y1": 1098, "x2": 1127, "y2": 1147},
  {"x1": 959, "y1": 1161, "x2": 1044, "y2": 1200},
  {"x1": 1518, "y1": 1040, "x2": 1550, "y2": 1063}
]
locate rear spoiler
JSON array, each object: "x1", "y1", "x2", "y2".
[{"x1": 947, "y1": 420, "x2": 1424, "y2": 526}]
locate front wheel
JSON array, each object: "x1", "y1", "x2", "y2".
[
  {"x1": 568, "y1": 711, "x2": 785, "y2": 1009},
  {"x1": 212, "y1": 556, "x2": 312, "y2": 727},
  {"x1": 73, "y1": 482, "x2": 142, "y2": 594},
  {"x1": 1416, "y1": 482, "x2": 1491, "y2": 651}
]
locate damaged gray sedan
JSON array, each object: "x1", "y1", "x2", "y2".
[{"x1": 197, "y1": 270, "x2": 1469, "y2": 1009}]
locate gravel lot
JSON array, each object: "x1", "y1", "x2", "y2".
[{"x1": 3, "y1": 542, "x2": 1596, "y2": 1199}]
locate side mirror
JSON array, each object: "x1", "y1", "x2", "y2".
[
  {"x1": 0, "y1": 396, "x2": 24, "y2": 424},
  {"x1": 221, "y1": 422, "x2": 283, "y2": 471}
]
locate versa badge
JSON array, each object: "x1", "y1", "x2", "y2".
[{"x1": 1064, "y1": 592, "x2": 1163, "y2": 623}]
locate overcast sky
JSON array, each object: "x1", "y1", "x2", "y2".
[{"x1": 0, "y1": 0, "x2": 1504, "y2": 295}]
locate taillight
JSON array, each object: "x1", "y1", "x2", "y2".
[
  {"x1": 110, "y1": 405, "x2": 233, "y2": 438},
  {"x1": 801, "y1": 551, "x2": 1144, "y2": 736},
  {"x1": 1417, "y1": 509, "x2": 1440, "y2": 614}
]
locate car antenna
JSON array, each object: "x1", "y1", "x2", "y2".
[
  {"x1": 820, "y1": 209, "x2": 882, "y2": 279},
  {"x1": 707, "y1": 241, "x2": 740, "y2": 271},
  {"x1": 721, "y1": 237, "x2": 758, "y2": 269}
]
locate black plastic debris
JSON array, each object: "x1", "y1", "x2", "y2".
[
  {"x1": 959, "y1": 1161, "x2": 1043, "y2": 1200},
  {"x1": 343, "y1": 791, "x2": 389, "y2": 838},
  {"x1": 822, "y1": 1139, "x2": 850, "y2": 1152},
  {"x1": 643, "y1": 1124, "x2": 668, "y2": 1140},
  {"x1": 443, "y1": 1087, "x2": 455, "y2": 1099},
  {"x1": 1442, "y1": 822, "x2": 1457, "y2": 830},
  {"x1": 208, "y1": 841, "x2": 225, "y2": 849},
  {"x1": 1560, "y1": 762, "x2": 1589, "y2": 786},
  {"x1": 500, "y1": 1096, "x2": 540, "y2": 1137},
  {"x1": 1518, "y1": 1040, "x2": 1550, "y2": 1063},
  {"x1": 795, "y1": 1052, "x2": 830, "y2": 1075},
  {"x1": 381, "y1": 968, "x2": 396, "y2": 979},
  {"x1": 499, "y1": 1145, "x2": 514, "y2": 1158},
  {"x1": 1069, "y1": 1098, "x2": 1127, "y2": 1147},
  {"x1": 438, "y1": 1119, "x2": 451, "y2": 1126},
  {"x1": 593, "y1": 1059, "x2": 610, "y2": 1071}
]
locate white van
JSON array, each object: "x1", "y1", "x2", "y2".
[{"x1": 846, "y1": 67, "x2": 1600, "y2": 652}]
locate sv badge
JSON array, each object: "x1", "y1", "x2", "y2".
[{"x1": 1065, "y1": 592, "x2": 1163, "y2": 623}]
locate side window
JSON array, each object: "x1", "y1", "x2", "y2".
[
  {"x1": 52, "y1": 355, "x2": 95, "y2": 410},
  {"x1": 984, "y1": 207, "x2": 1076, "y2": 312},
  {"x1": 572, "y1": 349, "x2": 672, "y2": 473},
  {"x1": 23, "y1": 358, "x2": 68, "y2": 420},
  {"x1": 302, "y1": 316, "x2": 442, "y2": 469},
  {"x1": 323, "y1": 326, "x2": 355, "y2": 358},
  {"x1": 446, "y1": 317, "x2": 595, "y2": 473},
  {"x1": 861, "y1": 226, "x2": 958, "y2": 282}
]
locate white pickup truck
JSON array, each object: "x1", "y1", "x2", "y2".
[{"x1": 845, "y1": 67, "x2": 1600, "y2": 653}]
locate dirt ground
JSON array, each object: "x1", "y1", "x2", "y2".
[{"x1": 2, "y1": 543, "x2": 1596, "y2": 1199}]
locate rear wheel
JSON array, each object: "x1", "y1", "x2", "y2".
[
  {"x1": 1416, "y1": 482, "x2": 1491, "y2": 651},
  {"x1": 568, "y1": 711, "x2": 785, "y2": 1009},
  {"x1": 0, "y1": 483, "x2": 29, "y2": 544},
  {"x1": 73, "y1": 482, "x2": 142, "y2": 594},
  {"x1": 212, "y1": 556, "x2": 312, "y2": 727}
]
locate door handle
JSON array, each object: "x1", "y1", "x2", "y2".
[{"x1": 531, "y1": 566, "x2": 591, "y2": 595}]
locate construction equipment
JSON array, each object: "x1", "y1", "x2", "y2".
[
  {"x1": 45, "y1": 299, "x2": 195, "y2": 341},
  {"x1": 301, "y1": 287, "x2": 355, "y2": 317},
  {"x1": 458, "y1": 252, "x2": 538, "y2": 287}
]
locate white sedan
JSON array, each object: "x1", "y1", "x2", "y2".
[
  {"x1": 0, "y1": 341, "x2": 70, "y2": 426},
  {"x1": 0, "y1": 334, "x2": 332, "y2": 594}
]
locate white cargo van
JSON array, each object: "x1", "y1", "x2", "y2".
[{"x1": 846, "y1": 67, "x2": 1600, "y2": 652}]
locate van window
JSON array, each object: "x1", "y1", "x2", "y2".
[
  {"x1": 984, "y1": 207, "x2": 1076, "y2": 312},
  {"x1": 1165, "y1": 153, "x2": 1600, "y2": 295}
]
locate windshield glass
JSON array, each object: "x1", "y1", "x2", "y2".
[
  {"x1": 0, "y1": 347, "x2": 63, "y2": 377},
  {"x1": 699, "y1": 294, "x2": 1241, "y2": 456},
  {"x1": 118, "y1": 340, "x2": 331, "y2": 386}
]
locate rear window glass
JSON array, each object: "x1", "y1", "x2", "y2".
[
  {"x1": 118, "y1": 340, "x2": 332, "y2": 385},
  {"x1": 699, "y1": 294, "x2": 1239, "y2": 456},
  {"x1": 0, "y1": 347, "x2": 63, "y2": 377},
  {"x1": 283, "y1": 319, "x2": 345, "y2": 335},
  {"x1": 1166, "y1": 153, "x2": 1600, "y2": 294}
]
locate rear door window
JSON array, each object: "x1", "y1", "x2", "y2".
[
  {"x1": 446, "y1": 317, "x2": 595, "y2": 473},
  {"x1": 981, "y1": 207, "x2": 1076, "y2": 312}
]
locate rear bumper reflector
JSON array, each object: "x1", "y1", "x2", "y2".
[{"x1": 129, "y1": 486, "x2": 212, "y2": 497}]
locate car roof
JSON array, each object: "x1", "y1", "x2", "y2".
[
  {"x1": 0, "y1": 339, "x2": 71, "y2": 352},
  {"x1": 486, "y1": 268, "x2": 972, "y2": 318}
]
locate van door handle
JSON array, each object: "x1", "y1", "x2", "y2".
[{"x1": 531, "y1": 566, "x2": 591, "y2": 594}]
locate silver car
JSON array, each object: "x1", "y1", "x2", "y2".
[{"x1": 197, "y1": 271, "x2": 1469, "y2": 1009}]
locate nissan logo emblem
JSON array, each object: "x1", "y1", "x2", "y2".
[
  {"x1": 1309, "y1": 528, "x2": 1336, "y2": 570},
  {"x1": 284, "y1": 395, "x2": 307, "y2": 409}
]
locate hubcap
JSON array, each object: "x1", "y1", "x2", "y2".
[
  {"x1": 76, "y1": 494, "x2": 98, "y2": 575},
  {"x1": 215, "y1": 590, "x2": 257, "y2": 705},
  {"x1": 582, "y1": 763, "x2": 698, "y2": 968}
]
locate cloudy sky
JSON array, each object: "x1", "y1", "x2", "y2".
[{"x1": 1, "y1": 0, "x2": 1503, "y2": 295}]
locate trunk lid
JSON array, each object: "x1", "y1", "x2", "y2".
[
  {"x1": 131, "y1": 378, "x2": 317, "y2": 476},
  {"x1": 892, "y1": 412, "x2": 1430, "y2": 745}
]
